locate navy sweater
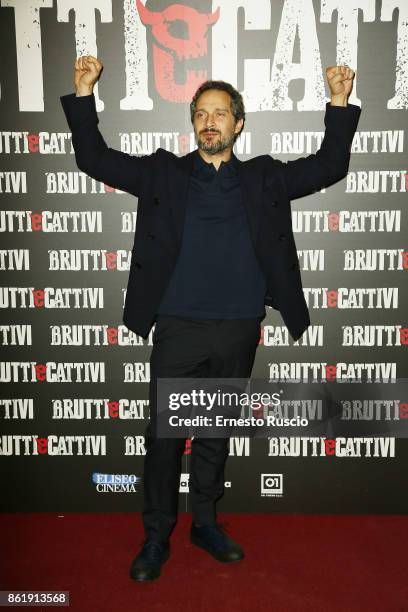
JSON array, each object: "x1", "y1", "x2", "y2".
[{"x1": 157, "y1": 149, "x2": 267, "y2": 319}]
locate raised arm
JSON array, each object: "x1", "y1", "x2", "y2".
[
  {"x1": 60, "y1": 55, "x2": 153, "y2": 197},
  {"x1": 274, "y1": 65, "x2": 361, "y2": 201}
]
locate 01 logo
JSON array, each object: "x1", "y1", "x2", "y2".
[{"x1": 261, "y1": 473, "x2": 283, "y2": 496}]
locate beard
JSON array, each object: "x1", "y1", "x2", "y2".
[{"x1": 196, "y1": 130, "x2": 235, "y2": 155}]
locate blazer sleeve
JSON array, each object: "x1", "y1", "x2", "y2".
[
  {"x1": 272, "y1": 102, "x2": 362, "y2": 201},
  {"x1": 60, "y1": 92, "x2": 154, "y2": 197}
]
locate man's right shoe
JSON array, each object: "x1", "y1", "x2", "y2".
[{"x1": 129, "y1": 539, "x2": 170, "y2": 582}]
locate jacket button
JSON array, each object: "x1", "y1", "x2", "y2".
[
  {"x1": 153, "y1": 197, "x2": 159, "y2": 205},
  {"x1": 135, "y1": 261, "x2": 142, "y2": 268},
  {"x1": 278, "y1": 233, "x2": 286, "y2": 241},
  {"x1": 148, "y1": 233, "x2": 155, "y2": 239},
  {"x1": 271, "y1": 200, "x2": 278, "y2": 207}
]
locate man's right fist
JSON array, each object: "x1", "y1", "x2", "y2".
[{"x1": 74, "y1": 55, "x2": 103, "y2": 96}]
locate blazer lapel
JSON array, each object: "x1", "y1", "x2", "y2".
[
  {"x1": 169, "y1": 150, "x2": 195, "y2": 246},
  {"x1": 235, "y1": 154, "x2": 288, "y2": 247},
  {"x1": 234, "y1": 153, "x2": 264, "y2": 247}
]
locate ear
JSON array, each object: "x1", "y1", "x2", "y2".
[{"x1": 234, "y1": 118, "x2": 244, "y2": 135}]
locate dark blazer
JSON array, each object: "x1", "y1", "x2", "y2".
[{"x1": 60, "y1": 93, "x2": 361, "y2": 340}]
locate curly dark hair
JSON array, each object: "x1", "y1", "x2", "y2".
[{"x1": 190, "y1": 80, "x2": 245, "y2": 142}]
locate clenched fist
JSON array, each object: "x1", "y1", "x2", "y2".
[
  {"x1": 75, "y1": 55, "x2": 103, "y2": 97},
  {"x1": 326, "y1": 65, "x2": 355, "y2": 105}
]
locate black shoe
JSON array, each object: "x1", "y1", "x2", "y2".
[
  {"x1": 190, "y1": 523, "x2": 244, "y2": 563},
  {"x1": 129, "y1": 539, "x2": 170, "y2": 581}
]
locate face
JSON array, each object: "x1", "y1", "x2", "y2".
[{"x1": 193, "y1": 89, "x2": 243, "y2": 155}]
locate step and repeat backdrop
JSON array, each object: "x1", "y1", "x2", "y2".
[{"x1": 0, "y1": 0, "x2": 407, "y2": 513}]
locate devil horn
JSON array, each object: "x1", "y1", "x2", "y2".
[
  {"x1": 136, "y1": 0, "x2": 161, "y2": 25},
  {"x1": 206, "y1": 6, "x2": 220, "y2": 25}
]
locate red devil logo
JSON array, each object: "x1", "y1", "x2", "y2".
[{"x1": 136, "y1": 0, "x2": 220, "y2": 102}]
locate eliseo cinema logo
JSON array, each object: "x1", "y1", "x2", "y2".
[{"x1": 92, "y1": 473, "x2": 141, "y2": 493}]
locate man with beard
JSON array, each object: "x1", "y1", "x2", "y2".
[{"x1": 61, "y1": 56, "x2": 360, "y2": 581}]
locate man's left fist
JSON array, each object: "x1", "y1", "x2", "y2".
[{"x1": 326, "y1": 65, "x2": 355, "y2": 98}]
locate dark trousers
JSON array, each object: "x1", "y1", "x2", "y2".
[{"x1": 142, "y1": 314, "x2": 262, "y2": 542}]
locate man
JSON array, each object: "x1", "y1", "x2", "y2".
[{"x1": 60, "y1": 56, "x2": 361, "y2": 581}]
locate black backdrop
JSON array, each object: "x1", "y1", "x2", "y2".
[{"x1": 0, "y1": 0, "x2": 407, "y2": 513}]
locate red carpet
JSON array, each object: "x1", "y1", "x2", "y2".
[{"x1": 2, "y1": 513, "x2": 407, "y2": 612}]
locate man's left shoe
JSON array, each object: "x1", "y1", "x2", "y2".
[{"x1": 190, "y1": 523, "x2": 244, "y2": 563}]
